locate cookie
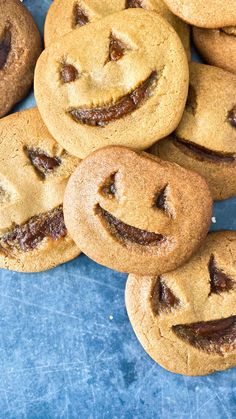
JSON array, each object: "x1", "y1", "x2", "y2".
[
  {"x1": 63, "y1": 146, "x2": 212, "y2": 276},
  {"x1": 193, "y1": 26, "x2": 236, "y2": 75},
  {"x1": 44, "y1": 0, "x2": 190, "y2": 57},
  {"x1": 150, "y1": 63, "x2": 236, "y2": 201},
  {"x1": 0, "y1": 0, "x2": 42, "y2": 117},
  {"x1": 162, "y1": 0, "x2": 236, "y2": 28},
  {"x1": 126, "y1": 231, "x2": 236, "y2": 376},
  {"x1": 35, "y1": 9, "x2": 189, "y2": 158},
  {"x1": 0, "y1": 108, "x2": 81, "y2": 273}
]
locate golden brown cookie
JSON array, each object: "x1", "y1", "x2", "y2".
[
  {"x1": 35, "y1": 9, "x2": 189, "y2": 158},
  {"x1": 126, "y1": 231, "x2": 236, "y2": 376},
  {"x1": 63, "y1": 146, "x2": 212, "y2": 276},
  {"x1": 0, "y1": 0, "x2": 42, "y2": 117},
  {"x1": 44, "y1": 0, "x2": 190, "y2": 57},
  {"x1": 150, "y1": 63, "x2": 236, "y2": 201},
  {"x1": 193, "y1": 26, "x2": 236, "y2": 75},
  {"x1": 0, "y1": 108, "x2": 81, "y2": 273},
  {"x1": 162, "y1": 0, "x2": 236, "y2": 28}
]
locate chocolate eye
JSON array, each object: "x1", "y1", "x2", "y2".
[
  {"x1": 73, "y1": 3, "x2": 89, "y2": 27},
  {"x1": 106, "y1": 34, "x2": 128, "y2": 63},
  {"x1": 100, "y1": 173, "x2": 117, "y2": 198},
  {"x1": 154, "y1": 185, "x2": 172, "y2": 216},
  {"x1": 60, "y1": 64, "x2": 79, "y2": 83},
  {"x1": 126, "y1": 0, "x2": 144, "y2": 8},
  {"x1": 228, "y1": 106, "x2": 236, "y2": 128},
  {"x1": 151, "y1": 277, "x2": 180, "y2": 314},
  {"x1": 208, "y1": 255, "x2": 235, "y2": 295},
  {"x1": 24, "y1": 146, "x2": 61, "y2": 179}
]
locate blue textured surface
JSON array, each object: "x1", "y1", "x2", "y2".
[{"x1": 1, "y1": 1, "x2": 236, "y2": 417}]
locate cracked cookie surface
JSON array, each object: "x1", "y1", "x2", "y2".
[
  {"x1": 126, "y1": 231, "x2": 236, "y2": 375},
  {"x1": 36, "y1": 9, "x2": 189, "y2": 158},
  {"x1": 0, "y1": 108, "x2": 81, "y2": 272},
  {"x1": 63, "y1": 146, "x2": 212, "y2": 276}
]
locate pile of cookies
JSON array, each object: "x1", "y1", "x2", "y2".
[{"x1": 0, "y1": 0, "x2": 235, "y2": 376}]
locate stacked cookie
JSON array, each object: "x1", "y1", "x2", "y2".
[{"x1": 0, "y1": 0, "x2": 235, "y2": 376}]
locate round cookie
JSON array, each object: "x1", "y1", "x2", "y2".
[
  {"x1": 193, "y1": 26, "x2": 236, "y2": 75},
  {"x1": 162, "y1": 0, "x2": 236, "y2": 28},
  {"x1": 63, "y1": 146, "x2": 212, "y2": 276},
  {"x1": 44, "y1": 0, "x2": 190, "y2": 57},
  {"x1": 0, "y1": 0, "x2": 42, "y2": 117},
  {"x1": 150, "y1": 63, "x2": 236, "y2": 201},
  {"x1": 35, "y1": 9, "x2": 189, "y2": 158},
  {"x1": 126, "y1": 231, "x2": 236, "y2": 376},
  {"x1": 0, "y1": 108, "x2": 81, "y2": 273}
]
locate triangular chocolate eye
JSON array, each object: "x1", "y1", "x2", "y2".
[
  {"x1": 100, "y1": 173, "x2": 117, "y2": 198},
  {"x1": 151, "y1": 277, "x2": 180, "y2": 314},
  {"x1": 208, "y1": 255, "x2": 235, "y2": 295},
  {"x1": 126, "y1": 0, "x2": 144, "y2": 8},
  {"x1": 106, "y1": 34, "x2": 127, "y2": 63},
  {"x1": 73, "y1": 3, "x2": 89, "y2": 27},
  {"x1": 228, "y1": 106, "x2": 236, "y2": 128},
  {"x1": 0, "y1": 27, "x2": 11, "y2": 69},
  {"x1": 154, "y1": 185, "x2": 172, "y2": 216},
  {"x1": 24, "y1": 147, "x2": 61, "y2": 179}
]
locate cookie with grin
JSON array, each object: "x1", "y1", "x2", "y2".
[
  {"x1": 126, "y1": 231, "x2": 236, "y2": 376},
  {"x1": 35, "y1": 9, "x2": 189, "y2": 158},
  {"x1": 150, "y1": 63, "x2": 236, "y2": 201},
  {"x1": 44, "y1": 0, "x2": 190, "y2": 57},
  {"x1": 63, "y1": 146, "x2": 212, "y2": 276},
  {"x1": 0, "y1": 0, "x2": 42, "y2": 117},
  {"x1": 0, "y1": 108, "x2": 81, "y2": 273},
  {"x1": 193, "y1": 26, "x2": 236, "y2": 75}
]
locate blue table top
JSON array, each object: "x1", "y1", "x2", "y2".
[{"x1": 1, "y1": 1, "x2": 236, "y2": 417}]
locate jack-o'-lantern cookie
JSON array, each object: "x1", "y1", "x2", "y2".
[
  {"x1": 44, "y1": 0, "x2": 190, "y2": 57},
  {"x1": 193, "y1": 27, "x2": 236, "y2": 75},
  {"x1": 162, "y1": 0, "x2": 236, "y2": 28},
  {"x1": 35, "y1": 9, "x2": 189, "y2": 158},
  {"x1": 126, "y1": 231, "x2": 236, "y2": 376},
  {"x1": 0, "y1": 108, "x2": 81, "y2": 273},
  {"x1": 0, "y1": 0, "x2": 42, "y2": 117},
  {"x1": 63, "y1": 146, "x2": 212, "y2": 276},
  {"x1": 150, "y1": 63, "x2": 236, "y2": 201}
]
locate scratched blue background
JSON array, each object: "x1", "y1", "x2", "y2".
[{"x1": 0, "y1": 1, "x2": 235, "y2": 417}]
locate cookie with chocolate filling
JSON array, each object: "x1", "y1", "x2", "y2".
[
  {"x1": 150, "y1": 63, "x2": 236, "y2": 201},
  {"x1": 0, "y1": 108, "x2": 81, "y2": 272},
  {"x1": 162, "y1": 0, "x2": 236, "y2": 28},
  {"x1": 126, "y1": 231, "x2": 236, "y2": 376},
  {"x1": 35, "y1": 9, "x2": 189, "y2": 158},
  {"x1": 44, "y1": 0, "x2": 190, "y2": 57},
  {"x1": 193, "y1": 26, "x2": 236, "y2": 75},
  {"x1": 63, "y1": 146, "x2": 212, "y2": 276},
  {"x1": 0, "y1": 0, "x2": 42, "y2": 117}
]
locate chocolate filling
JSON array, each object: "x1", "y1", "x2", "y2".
[
  {"x1": 173, "y1": 316, "x2": 236, "y2": 355},
  {"x1": 24, "y1": 147, "x2": 61, "y2": 178},
  {"x1": 126, "y1": 0, "x2": 144, "y2": 7},
  {"x1": 228, "y1": 106, "x2": 236, "y2": 128},
  {"x1": 0, "y1": 206, "x2": 67, "y2": 254},
  {"x1": 151, "y1": 277, "x2": 180, "y2": 314},
  {"x1": 96, "y1": 205, "x2": 164, "y2": 246},
  {"x1": 74, "y1": 3, "x2": 89, "y2": 27},
  {"x1": 209, "y1": 255, "x2": 234, "y2": 295},
  {"x1": 0, "y1": 28, "x2": 11, "y2": 69},
  {"x1": 69, "y1": 71, "x2": 157, "y2": 126},
  {"x1": 174, "y1": 137, "x2": 235, "y2": 163}
]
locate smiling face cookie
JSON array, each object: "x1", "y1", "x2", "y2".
[
  {"x1": 162, "y1": 0, "x2": 236, "y2": 28},
  {"x1": 35, "y1": 9, "x2": 189, "y2": 158},
  {"x1": 150, "y1": 63, "x2": 236, "y2": 201},
  {"x1": 193, "y1": 27, "x2": 236, "y2": 75},
  {"x1": 0, "y1": 108, "x2": 81, "y2": 272},
  {"x1": 0, "y1": 0, "x2": 42, "y2": 117},
  {"x1": 44, "y1": 0, "x2": 190, "y2": 57},
  {"x1": 63, "y1": 146, "x2": 212, "y2": 276},
  {"x1": 126, "y1": 232, "x2": 236, "y2": 376}
]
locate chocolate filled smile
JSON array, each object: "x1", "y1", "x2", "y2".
[
  {"x1": 68, "y1": 71, "x2": 157, "y2": 126},
  {"x1": 174, "y1": 136, "x2": 235, "y2": 163},
  {"x1": 96, "y1": 204, "x2": 165, "y2": 246}
]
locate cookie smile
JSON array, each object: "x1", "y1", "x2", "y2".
[
  {"x1": 173, "y1": 316, "x2": 236, "y2": 355},
  {"x1": 96, "y1": 204, "x2": 165, "y2": 246},
  {"x1": 68, "y1": 71, "x2": 157, "y2": 127},
  {"x1": 174, "y1": 136, "x2": 235, "y2": 163}
]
